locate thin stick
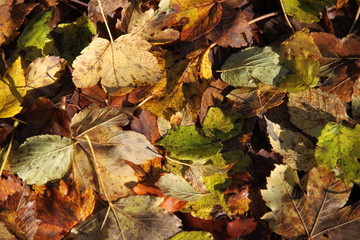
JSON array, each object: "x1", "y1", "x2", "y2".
[
  {"x1": 279, "y1": 0, "x2": 295, "y2": 32},
  {"x1": 247, "y1": 10, "x2": 282, "y2": 25},
  {"x1": 97, "y1": 0, "x2": 114, "y2": 43},
  {"x1": 348, "y1": 5, "x2": 360, "y2": 34},
  {"x1": 0, "y1": 121, "x2": 18, "y2": 176}
]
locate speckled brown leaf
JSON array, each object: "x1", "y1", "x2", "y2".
[
  {"x1": 261, "y1": 165, "x2": 355, "y2": 239},
  {"x1": 288, "y1": 88, "x2": 350, "y2": 137},
  {"x1": 227, "y1": 85, "x2": 286, "y2": 118}
]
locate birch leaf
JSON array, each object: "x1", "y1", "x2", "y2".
[{"x1": 72, "y1": 34, "x2": 163, "y2": 92}]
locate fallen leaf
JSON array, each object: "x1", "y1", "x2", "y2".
[
  {"x1": 70, "y1": 195, "x2": 182, "y2": 240},
  {"x1": 157, "y1": 125, "x2": 222, "y2": 161},
  {"x1": 0, "y1": 173, "x2": 24, "y2": 202},
  {"x1": 11, "y1": 135, "x2": 74, "y2": 185},
  {"x1": 159, "y1": 196, "x2": 188, "y2": 212},
  {"x1": 0, "y1": 0, "x2": 38, "y2": 45},
  {"x1": 34, "y1": 181, "x2": 95, "y2": 240},
  {"x1": 17, "y1": 9, "x2": 59, "y2": 61},
  {"x1": 227, "y1": 85, "x2": 286, "y2": 118},
  {"x1": 282, "y1": 0, "x2": 336, "y2": 23},
  {"x1": 70, "y1": 104, "x2": 160, "y2": 200},
  {"x1": 265, "y1": 117, "x2": 316, "y2": 171},
  {"x1": 200, "y1": 79, "x2": 227, "y2": 122},
  {"x1": 88, "y1": 0, "x2": 128, "y2": 23},
  {"x1": 207, "y1": 8, "x2": 252, "y2": 48},
  {"x1": 315, "y1": 122, "x2": 360, "y2": 182},
  {"x1": 72, "y1": 34, "x2": 163, "y2": 92},
  {"x1": 0, "y1": 57, "x2": 26, "y2": 118},
  {"x1": 287, "y1": 88, "x2": 349, "y2": 137},
  {"x1": 221, "y1": 46, "x2": 287, "y2": 87},
  {"x1": 169, "y1": 231, "x2": 213, "y2": 240},
  {"x1": 156, "y1": 173, "x2": 206, "y2": 201},
  {"x1": 261, "y1": 165, "x2": 355, "y2": 239},
  {"x1": 169, "y1": 0, "x2": 222, "y2": 41},
  {"x1": 0, "y1": 221, "x2": 16, "y2": 240},
  {"x1": 130, "y1": 109, "x2": 161, "y2": 144},
  {"x1": 227, "y1": 218, "x2": 257, "y2": 239}
]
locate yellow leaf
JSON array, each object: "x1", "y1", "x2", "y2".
[{"x1": 0, "y1": 57, "x2": 26, "y2": 118}]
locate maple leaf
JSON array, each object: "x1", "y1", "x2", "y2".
[
  {"x1": 69, "y1": 195, "x2": 182, "y2": 240},
  {"x1": 261, "y1": 165, "x2": 357, "y2": 239},
  {"x1": 72, "y1": 34, "x2": 163, "y2": 92}
]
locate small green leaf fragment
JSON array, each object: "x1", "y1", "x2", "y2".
[
  {"x1": 156, "y1": 173, "x2": 205, "y2": 201},
  {"x1": 220, "y1": 46, "x2": 288, "y2": 87},
  {"x1": 315, "y1": 122, "x2": 360, "y2": 182},
  {"x1": 11, "y1": 135, "x2": 74, "y2": 185},
  {"x1": 203, "y1": 107, "x2": 243, "y2": 141},
  {"x1": 157, "y1": 126, "x2": 222, "y2": 161},
  {"x1": 17, "y1": 9, "x2": 59, "y2": 61}
]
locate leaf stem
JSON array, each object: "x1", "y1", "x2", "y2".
[
  {"x1": 348, "y1": 5, "x2": 360, "y2": 35},
  {"x1": 247, "y1": 10, "x2": 282, "y2": 25},
  {"x1": 97, "y1": 0, "x2": 114, "y2": 43},
  {"x1": 279, "y1": 0, "x2": 295, "y2": 32},
  {"x1": 0, "y1": 121, "x2": 18, "y2": 176},
  {"x1": 165, "y1": 155, "x2": 192, "y2": 167}
]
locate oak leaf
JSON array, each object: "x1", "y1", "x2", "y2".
[{"x1": 72, "y1": 34, "x2": 163, "y2": 92}]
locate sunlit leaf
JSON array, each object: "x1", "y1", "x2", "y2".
[
  {"x1": 0, "y1": 57, "x2": 26, "y2": 118},
  {"x1": 169, "y1": 231, "x2": 213, "y2": 240},
  {"x1": 221, "y1": 46, "x2": 287, "y2": 87},
  {"x1": 315, "y1": 122, "x2": 360, "y2": 182},
  {"x1": 11, "y1": 135, "x2": 74, "y2": 185},
  {"x1": 157, "y1": 125, "x2": 222, "y2": 161},
  {"x1": 70, "y1": 195, "x2": 182, "y2": 240},
  {"x1": 156, "y1": 173, "x2": 205, "y2": 201},
  {"x1": 72, "y1": 34, "x2": 163, "y2": 92}
]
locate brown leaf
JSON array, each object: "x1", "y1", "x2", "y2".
[
  {"x1": 130, "y1": 109, "x2": 161, "y2": 144},
  {"x1": 227, "y1": 85, "x2": 286, "y2": 118},
  {"x1": 169, "y1": 0, "x2": 222, "y2": 41},
  {"x1": 0, "y1": 183, "x2": 40, "y2": 240},
  {"x1": 159, "y1": 197, "x2": 188, "y2": 213},
  {"x1": 207, "y1": 8, "x2": 252, "y2": 48},
  {"x1": 34, "y1": 181, "x2": 95, "y2": 240},
  {"x1": 21, "y1": 97, "x2": 71, "y2": 138},
  {"x1": 0, "y1": 173, "x2": 25, "y2": 202},
  {"x1": 88, "y1": 0, "x2": 128, "y2": 24},
  {"x1": 227, "y1": 218, "x2": 257, "y2": 239},
  {"x1": 0, "y1": 122, "x2": 14, "y2": 146},
  {"x1": 0, "y1": 0, "x2": 38, "y2": 45}
]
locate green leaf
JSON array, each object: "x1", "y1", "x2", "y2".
[
  {"x1": 203, "y1": 107, "x2": 243, "y2": 141},
  {"x1": 220, "y1": 46, "x2": 288, "y2": 87},
  {"x1": 315, "y1": 122, "x2": 360, "y2": 182},
  {"x1": 11, "y1": 135, "x2": 74, "y2": 185},
  {"x1": 169, "y1": 231, "x2": 213, "y2": 240},
  {"x1": 283, "y1": 0, "x2": 336, "y2": 23},
  {"x1": 70, "y1": 195, "x2": 182, "y2": 240},
  {"x1": 0, "y1": 57, "x2": 26, "y2": 118},
  {"x1": 157, "y1": 126, "x2": 223, "y2": 161},
  {"x1": 53, "y1": 16, "x2": 96, "y2": 63},
  {"x1": 17, "y1": 9, "x2": 59, "y2": 61},
  {"x1": 156, "y1": 173, "x2": 205, "y2": 201}
]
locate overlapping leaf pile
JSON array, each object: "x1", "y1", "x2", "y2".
[{"x1": 1, "y1": 0, "x2": 359, "y2": 239}]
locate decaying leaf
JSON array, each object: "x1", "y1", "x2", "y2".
[
  {"x1": 0, "y1": 57, "x2": 26, "y2": 118},
  {"x1": 265, "y1": 117, "x2": 316, "y2": 171},
  {"x1": 288, "y1": 88, "x2": 350, "y2": 137},
  {"x1": 11, "y1": 135, "x2": 74, "y2": 185},
  {"x1": 156, "y1": 173, "x2": 205, "y2": 201},
  {"x1": 72, "y1": 34, "x2": 163, "y2": 92},
  {"x1": 261, "y1": 165, "x2": 355, "y2": 239},
  {"x1": 70, "y1": 195, "x2": 182, "y2": 240},
  {"x1": 157, "y1": 125, "x2": 222, "y2": 161},
  {"x1": 221, "y1": 46, "x2": 287, "y2": 87},
  {"x1": 169, "y1": 0, "x2": 222, "y2": 41},
  {"x1": 315, "y1": 122, "x2": 360, "y2": 182},
  {"x1": 70, "y1": 104, "x2": 160, "y2": 200},
  {"x1": 227, "y1": 85, "x2": 286, "y2": 118}
]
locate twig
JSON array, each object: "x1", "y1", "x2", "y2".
[
  {"x1": 247, "y1": 10, "x2": 282, "y2": 25},
  {"x1": 348, "y1": 5, "x2": 360, "y2": 35}
]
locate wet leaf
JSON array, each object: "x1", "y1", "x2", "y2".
[
  {"x1": 283, "y1": 0, "x2": 336, "y2": 23},
  {"x1": 157, "y1": 125, "x2": 222, "y2": 161},
  {"x1": 288, "y1": 88, "x2": 349, "y2": 137},
  {"x1": 315, "y1": 122, "x2": 360, "y2": 182},
  {"x1": 11, "y1": 135, "x2": 74, "y2": 185},
  {"x1": 265, "y1": 117, "x2": 316, "y2": 171},
  {"x1": 169, "y1": 0, "x2": 222, "y2": 41},
  {"x1": 17, "y1": 9, "x2": 59, "y2": 61},
  {"x1": 72, "y1": 34, "x2": 163, "y2": 92},
  {"x1": 156, "y1": 173, "x2": 205, "y2": 201},
  {"x1": 261, "y1": 165, "x2": 355, "y2": 239},
  {"x1": 70, "y1": 195, "x2": 182, "y2": 240},
  {"x1": 70, "y1": 104, "x2": 160, "y2": 200},
  {"x1": 221, "y1": 46, "x2": 287, "y2": 87},
  {"x1": 203, "y1": 107, "x2": 243, "y2": 141},
  {"x1": 0, "y1": 57, "x2": 26, "y2": 118}
]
